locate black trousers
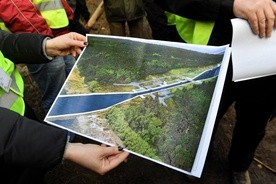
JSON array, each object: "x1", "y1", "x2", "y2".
[
  {"x1": 215, "y1": 63, "x2": 276, "y2": 172},
  {"x1": 74, "y1": 0, "x2": 90, "y2": 22},
  {"x1": 69, "y1": 19, "x2": 89, "y2": 36}
]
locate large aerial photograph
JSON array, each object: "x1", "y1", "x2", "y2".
[{"x1": 45, "y1": 34, "x2": 230, "y2": 177}]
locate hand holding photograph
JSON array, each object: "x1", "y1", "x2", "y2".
[{"x1": 45, "y1": 34, "x2": 230, "y2": 177}]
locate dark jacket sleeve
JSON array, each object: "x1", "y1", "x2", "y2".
[
  {"x1": 154, "y1": 0, "x2": 234, "y2": 20},
  {"x1": 0, "y1": 107, "x2": 68, "y2": 170},
  {"x1": 0, "y1": 30, "x2": 51, "y2": 64}
]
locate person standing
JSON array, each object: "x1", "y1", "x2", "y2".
[
  {"x1": 154, "y1": 0, "x2": 276, "y2": 184},
  {"x1": 103, "y1": 0, "x2": 146, "y2": 38},
  {"x1": 0, "y1": 0, "x2": 77, "y2": 114},
  {"x1": 0, "y1": 30, "x2": 129, "y2": 184}
]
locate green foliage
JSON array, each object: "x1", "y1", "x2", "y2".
[
  {"x1": 124, "y1": 101, "x2": 163, "y2": 145},
  {"x1": 77, "y1": 37, "x2": 223, "y2": 86},
  {"x1": 102, "y1": 79, "x2": 215, "y2": 171},
  {"x1": 76, "y1": 36, "x2": 222, "y2": 171},
  {"x1": 105, "y1": 107, "x2": 160, "y2": 160},
  {"x1": 87, "y1": 80, "x2": 100, "y2": 92}
]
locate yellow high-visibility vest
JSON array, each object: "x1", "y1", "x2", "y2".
[
  {"x1": 0, "y1": 18, "x2": 10, "y2": 32},
  {"x1": 0, "y1": 51, "x2": 25, "y2": 115},
  {"x1": 166, "y1": 12, "x2": 215, "y2": 45},
  {"x1": 33, "y1": 0, "x2": 69, "y2": 29}
]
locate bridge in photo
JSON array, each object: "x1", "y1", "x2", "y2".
[{"x1": 47, "y1": 65, "x2": 220, "y2": 116}]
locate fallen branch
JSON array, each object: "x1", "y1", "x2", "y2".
[{"x1": 254, "y1": 157, "x2": 276, "y2": 175}]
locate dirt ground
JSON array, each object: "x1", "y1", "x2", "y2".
[{"x1": 21, "y1": 0, "x2": 276, "y2": 183}]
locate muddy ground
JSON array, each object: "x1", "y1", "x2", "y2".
[{"x1": 20, "y1": 0, "x2": 276, "y2": 183}]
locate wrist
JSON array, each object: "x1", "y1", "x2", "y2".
[
  {"x1": 63, "y1": 142, "x2": 73, "y2": 161},
  {"x1": 63, "y1": 142, "x2": 83, "y2": 161},
  {"x1": 43, "y1": 37, "x2": 54, "y2": 60}
]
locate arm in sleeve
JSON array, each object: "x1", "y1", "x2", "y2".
[
  {"x1": 0, "y1": 107, "x2": 68, "y2": 170},
  {"x1": 0, "y1": 30, "x2": 52, "y2": 64},
  {"x1": 0, "y1": 0, "x2": 53, "y2": 36},
  {"x1": 154, "y1": 0, "x2": 234, "y2": 20}
]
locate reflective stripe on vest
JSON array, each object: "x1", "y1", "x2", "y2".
[
  {"x1": 166, "y1": 13, "x2": 215, "y2": 45},
  {"x1": 33, "y1": 0, "x2": 69, "y2": 29},
  {"x1": 0, "y1": 52, "x2": 25, "y2": 115}
]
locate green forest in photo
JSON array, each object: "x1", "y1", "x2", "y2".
[
  {"x1": 104, "y1": 80, "x2": 216, "y2": 171},
  {"x1": 75, "y1": 36, "x2": 222, "y2": 93}
]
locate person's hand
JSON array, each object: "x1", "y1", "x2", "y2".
[
  {"x1": 63, "y1": 143, "x2": 129, "y2": 175},
  {"x1": 233, "y1": 0, "x2": 276, "y2": 38},
  {"x1": 45, "y1": 32, "x2": 87, "y2": 58}
]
